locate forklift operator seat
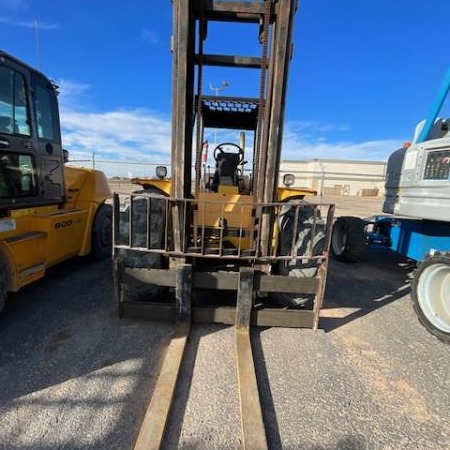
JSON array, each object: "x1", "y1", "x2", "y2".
[{"x1": 212, "y1": 152, "x2": 241, "y2": 191}]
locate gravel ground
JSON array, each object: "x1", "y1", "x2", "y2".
[{"x1": 0, "y1": 197, "x2": 449, "y2": 450}]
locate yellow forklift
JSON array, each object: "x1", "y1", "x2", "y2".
[
  {"x1": 113, "y1": 1, "x2": 335, "y2": 448},
  {"x1": 0, "y1": 51, "x2": 112, "y2": 313}
]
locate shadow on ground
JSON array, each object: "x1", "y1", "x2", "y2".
[
  {"x1": 321, "y1": 247, "x2": 413, "y2": 332},
  {"x1": 0, "y1": 246, "x2": 415, "y2": 449}
]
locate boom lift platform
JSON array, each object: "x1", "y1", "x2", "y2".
[{"x1": 113, "y1": 1, "x2": 334, "y2": 447}]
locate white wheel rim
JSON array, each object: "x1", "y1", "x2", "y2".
[{"x1": 417, "y1": 263, "x2": 450, "y2": 333}]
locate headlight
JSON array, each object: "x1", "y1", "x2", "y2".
[
  {"x1": 283, "y1": 173, "x2": 295, "y2": 187},
  {"x1": 156, "y1": 165, "x2": 167, "y2": 179}
]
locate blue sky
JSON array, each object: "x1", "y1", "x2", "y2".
[{"x1": 1, "y1": 0, "x2": 449, "y2": 165}]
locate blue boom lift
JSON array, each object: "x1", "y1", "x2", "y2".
[{"x1": 332, "y1": 69, "x2": 450, "y2": 344}]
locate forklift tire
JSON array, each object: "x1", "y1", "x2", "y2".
[
  {"x1": 411, "y1": 253, "x2": 450, "y2": 345},
  {"x1": 0, "y1": 253, "x2": 8, "y2": 314},
  {"x1": 91, "y1": 203, "x2": 113, "y2": 260},
  {"x1": 119, "y1": 189, "x2": 166, "y2": 301},
  {"x1": 331, "y1": 216, "x2": 365, "y2": 263},
  {"x1": 273, "y1": 201, "x2": 326, "y2": 308}
]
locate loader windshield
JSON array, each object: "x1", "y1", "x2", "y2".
[{"x1": 0, "y1": 66, "x2": 31, "y2": 136}]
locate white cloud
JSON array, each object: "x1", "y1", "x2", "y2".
[
  {"x1": 58, "y1": 80, "x2": 173, "y2": 167},
  {"x1": 58, "y1": 80, "x2": 403, "y2": 177},
  {"x1": 57, "y1": 79, "x2": 91, "y2": 110},
  {"x1": 282, "y1": 124, "x2": 403, "y2": 161},
  {"x1": 286, "y1": 120, "x2": 351, "y2": 134},
  {"x1": 3, "y1": 0, "x2": 23, "y2": 9},
  {"x1": 60, "y1": 109, "x2": 172, "y2": 163},
  {"x1": 0, "y1": 16, "x2": 59, "y2": 29},
  {"x1": 141, "y1": 29, "x2": 158, "y2": 45}
]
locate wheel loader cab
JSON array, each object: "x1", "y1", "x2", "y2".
[
  {"x1": 0, "y1": 50, "x2": 112, "y2": 308},
  {"x1": 0, "y1": 51, "x2": 65, "y2": 211}
]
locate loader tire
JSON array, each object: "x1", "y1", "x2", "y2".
[
  {"x1": 119, "y1": 189, "x2": 166, "y2": 302},
  {"x1": 91, "y1": 203, "x2": 113, "y2": 260},
  {"x1": 411, "y1": 253, "x2": 450, "y2": 345},
  {"x1": 273, "y1": 201, "x2": 326, "y2": 308},
  {"x1": 331, "y1": 216, "x2": 365, "y2": 263},
  {"x1": 0, "y1": 254, "x2": 7, "y2": 314}
]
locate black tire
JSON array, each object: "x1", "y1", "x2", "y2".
[
  {"x1": 0, "y1": 253, "x2": 7, "y2": 314},
  {"x1": 273, "y1": 201, "x2": 326, "y2": 308},
  {"x1": 331, "y1": 216, "x2": 365, "y2": 263},
  {"x1": 119, "y1": 189, "x2": 166, "y2": 301},
  {"x1": 411, "y1": 253, "x2": 450, "y2": 344},
  {"x1": 91, "y1": 203, "x2": 113, "y2": 260}
]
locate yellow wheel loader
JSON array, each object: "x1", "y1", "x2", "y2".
[
  {"x1": 0, "y1": 51, "x2": 112, "y2": 313},
  {"x1": 113, "y1": 1, "x2": 335, "y2": 448}
]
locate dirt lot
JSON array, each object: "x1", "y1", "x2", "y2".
[
  {"x1": 0, "y1": 195, "x2": 449, "y2": 450},
  {"x1": 109, "y1": 180, "x2": 384, "y2": 219}
]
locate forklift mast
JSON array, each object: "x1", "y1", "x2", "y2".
[
  {"x1": 171, "y1": 0, "x2": 297, "y2": 246},
  {"x1": 114, "y1": 3, "x2": 335, "y2": 447}
]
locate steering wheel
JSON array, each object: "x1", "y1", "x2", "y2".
[{"x1": 213, "y1": 142, "x2": 245, "y2": 164}]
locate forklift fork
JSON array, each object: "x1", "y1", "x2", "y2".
[
  {"x1": 134, "y1": 264, "x2": 192, "y2": 450},
  {"x1": 235, "y1": 267, "x2": 268, "y2": 449},
  {"x1": 133, "y1": 265, "x2": 268, "y2": 450}
]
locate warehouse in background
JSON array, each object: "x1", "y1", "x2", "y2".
[
  {"x1": 280, "y1": 158, "x2": 387, "y2": 197},
  {"x1": 70, "y1": 156, "x2": 387, "y2": 197}
]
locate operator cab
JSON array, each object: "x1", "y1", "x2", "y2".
[
  {"x1": 200, "y1": 96, "x2": 257, "y2": 195},
  {"x1": 208, "y1": 142, "x2": 247, "y2": 193},
  {"x1": 0, "y1": 50, "x2": 65, "y2": 211}
]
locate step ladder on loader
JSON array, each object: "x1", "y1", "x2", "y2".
[{"x1": 112, "y1": 1, "x2": 335, "y2": 448}]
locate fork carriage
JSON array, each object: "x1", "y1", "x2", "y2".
[{"x1": 113, "y1": 191, "x2": 334, "y2": 330}]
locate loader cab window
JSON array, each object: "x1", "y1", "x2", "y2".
[
  {"x1": 0, "y1": 67, "x2": 31, "y2": 136},
  {"x1": 0, "y1": 151, "x2": 37, "y2": 198},
  {"x1": 34, "y1": 83, "x2": 59, "y2": 142}
]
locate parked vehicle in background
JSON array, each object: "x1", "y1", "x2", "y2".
[
  {"x1": 0, "y1": 50, "x2": 112, "y2": 313},
  {"x1": 332, "y1": 69, "x2": 450, "y2": 344}
]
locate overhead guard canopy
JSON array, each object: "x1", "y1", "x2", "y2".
[{"x1": 199, "y1": 95, "x2": 259, "y2": 130}]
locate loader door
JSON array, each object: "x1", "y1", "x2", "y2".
[{"x1": 30, "y1": 72, "x2": 65, "y2": 202}]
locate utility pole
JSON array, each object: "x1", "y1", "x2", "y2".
[{"x1": 209, "y1": 81, "x2": 229, "y2": 149}]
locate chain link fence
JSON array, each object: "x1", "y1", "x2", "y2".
[{"x1": 68, "y1": 156, "x2": 386, "y2": 197}]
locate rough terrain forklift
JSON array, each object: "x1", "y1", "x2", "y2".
[
  {"x1": 113, "y1": 1, "x2": 335, "y2": 447},
  {"x1": 0, "y1": 51, "x2": 112, "y2": 313}
]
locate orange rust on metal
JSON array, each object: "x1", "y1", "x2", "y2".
[
  {"x1": 252, "y1": 0, "x2": 272, "y2": 201},
  {"x1": 313, "y1": 264, "x2": 328, "y2": 331},
  {"x1": 236, "y1": 330, "x2": 268, "y2": 450},
  {"x1": 235, "y1": 268, "x2": 268, "y2": 450},
  {"x1": 312, "y1": 204, "x2": 335, "y2": 330},
  {"x1": 133, "y1": 325, "x2": 189, "y2": 450},
  {"x1": 133, "y1": 264, "x2": 192, "y2": 450},
  {"x1": 194, "y1": 1, "x2": 270, "y2": 23}
]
